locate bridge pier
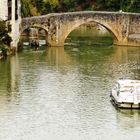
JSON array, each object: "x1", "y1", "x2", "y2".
[
  {"x1": 114, "y1": 37, "x2": 129, "y2": 46},
  {"x1": 114, "y1": 35, "x2": 140, "y2": 47},
  {"x1": 47, "y1": 34, "x2": 140, "y2": 48},
  {"x1": 47, "y1": 35, "x2": 65, "y2": 47}
]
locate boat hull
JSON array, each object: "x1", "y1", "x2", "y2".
[{"x1": 110, "y1": 94, "x2": 140, "y2": 109}]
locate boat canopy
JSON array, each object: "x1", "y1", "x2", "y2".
[{"x1": 117, "y1": 79, "x2": 140, "y2": 92}]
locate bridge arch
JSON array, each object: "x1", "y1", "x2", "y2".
[
  {"x1": 20, "y1": 24, "x2": 48, "y2": 36},
  {"x1": 62, "y1": 19, "x2": 119, "y2": 46},
  {"x1": 20, "y1": 24, "x2": 49, "y2": 48},
  {"x1": 20, "y1": 12, "x2": 140, "y2": 47}
]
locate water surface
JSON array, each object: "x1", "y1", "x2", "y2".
[{"x1": 0, "y1": 27, "x2": 140, "y2": 140}]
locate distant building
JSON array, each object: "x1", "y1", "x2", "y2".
[
  {"x1": 0, "y1": 0, "x2": 21, "y2": 49},
  {"x1": 0, "y1": 0, "x2": 8, "y2": 20}
]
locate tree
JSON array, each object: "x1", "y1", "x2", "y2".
[
  {"x1": 20, "y1": 0, "x2": 140, "y2": 17},
  {"x1": 0, "y1": 21, "x2": 12, "y2": 46},
  {"x1": 21, "y1": 0, "x2": 31, "y2": 17},
  {"x1": 121, "y1": 0, "x2": 140, "y2": 13},
  {"x1": 0, "y1": 21, "x2": 12, "y2": 58}
]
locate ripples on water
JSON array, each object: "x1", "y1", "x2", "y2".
[{"x1": 0, "y1": 28, "x2": 140, "y2": 140}]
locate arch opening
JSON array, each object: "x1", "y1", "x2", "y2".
[
  {"x1": 64, "y1": 21, "x2": 119, "y2": 48},
  {"x1": 19, "y1": 26, "x2": 49, "y2": 51}
]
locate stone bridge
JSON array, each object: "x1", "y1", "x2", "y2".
[{"x1": 21, "y1": 11, "x2": 140, "y2": 47}]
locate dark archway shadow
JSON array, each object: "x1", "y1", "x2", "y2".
[{"x1": 18, "y1": 26, "x2": 49, "y2": 51}]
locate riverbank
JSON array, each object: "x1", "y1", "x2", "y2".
[{"x1": 0, "y1": 44, "x2": 16, "y2": 60}]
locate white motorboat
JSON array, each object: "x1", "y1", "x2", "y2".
[{"x1": 110, "y1": 79, "x2": 140, "y2": 109}]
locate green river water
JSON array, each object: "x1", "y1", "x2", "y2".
[{"x1": 0, "y1": 26, "x2": 140, "y2": 140}]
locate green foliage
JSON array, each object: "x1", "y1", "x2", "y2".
[
  {"x1": 0, "y1": 21, "x2": 12, "y2": 58},
  {"x1": 121, "y1": 0, "x2": 140, "y2": 12},
  {"x1": 0, "y1": 21, "x2": 12, "y2": 46},
  {"x1": 21, "y1": 0, "x2": 31, "y2": 17},
  {"x1": 34, "y1": 0, "x2": 44, "y2": 12},
  {"x1": 105, "y1": 0, "x2": 120, "y2": 11},
  {"x1": 21, "y1": 0, "x2": 140, "y2": 17}
]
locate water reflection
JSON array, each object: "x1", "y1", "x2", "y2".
[
  {"x1": 0, "y1": 27, "x2": 140, "y2": 140},
  {"x1": 9, "y1": 54, "x2": 20, "y2": 93},
  {"x1": 116, "y1": 109, "x2": 140, "y2": 129},
  {"x1": 45, "y1": 47, "x2": 73, "y2": 67},
  {"x1": 0, "y1": 54, "x2": 20, "y2": 103},
  {"x1": 112, "y1": 46, "x2": 140, "y2": 80},
  {"x1": 64, "y1": 45, "x2": 140, "y2": 80}
]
